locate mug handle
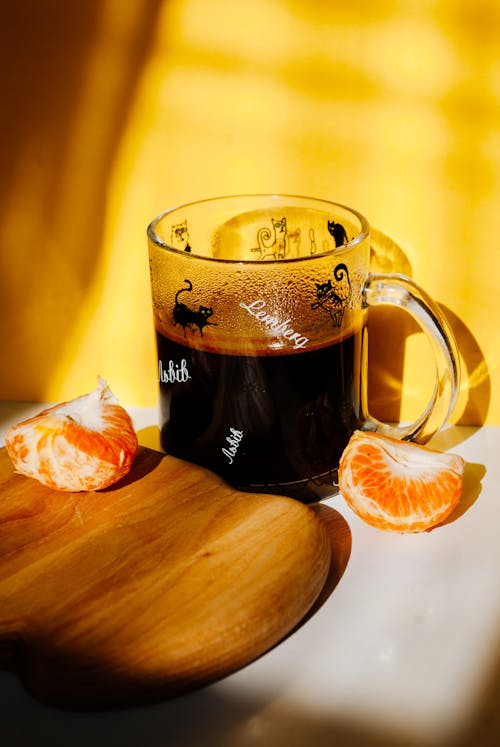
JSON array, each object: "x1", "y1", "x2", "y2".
[{"x1": 362, "y1": 273, "x2": 460, "y2": 443}]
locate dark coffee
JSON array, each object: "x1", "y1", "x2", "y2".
[{"x1": 156, "y1": 329, "x2": 364, "y2": 494}]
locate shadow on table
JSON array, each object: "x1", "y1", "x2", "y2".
[
  {"x1": 2, "y1": 478, "x2": 498, "y2": 746},
  {"x1": 1, "y1": 449, "x2": 497, "y2": 746},
  {"x1": 2, "y1": 648, "x2": 500, "y2": 747}
]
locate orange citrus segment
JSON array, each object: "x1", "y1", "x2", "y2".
[
  {"x1": 5, "y1": 377, "x2": 138, "y2": 492},
  {"x1": 338, "y1": 430, "x2": 465, "y2": 533}
]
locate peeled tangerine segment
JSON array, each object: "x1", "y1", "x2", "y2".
[
  {"x1": 5, "y1": 378, "x2": 138, "y2": 492},
  {"x1": 338, "y1": 430, "x2": 466, "y2": 533}
]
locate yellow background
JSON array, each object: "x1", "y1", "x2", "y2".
[{"x1": 0, "y1": 0, "x2": 498, "y2": 425}]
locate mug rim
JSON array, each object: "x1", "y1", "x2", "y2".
[{"x1": 147, "y1": 193, "x2": 370, "y2": 265}]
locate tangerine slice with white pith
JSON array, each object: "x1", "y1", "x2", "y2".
[
  {"x1": 338, "y1": 430, "x2": 465, "y2": 533},
  {"x1": 5, "y1": 377, "x2": 138, "y2": 492}
]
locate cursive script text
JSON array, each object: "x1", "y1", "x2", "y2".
[
  {"x1": 222, "y1": 427, "x2": 244, "y2": 464},
  {"x1": 159, "y1": 358, "x2": 191, "y2": 384},
  {"x1": 239, "y1": 299, "x2": 309, "y2": 349}
]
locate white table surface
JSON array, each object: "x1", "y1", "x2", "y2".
[{"x1": 1, "y1": 401, "x2": 499, "y2": 747}]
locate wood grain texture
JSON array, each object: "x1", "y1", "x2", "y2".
[{"x1": 0, "y1": 446, "x2": 334, "y2": 709}]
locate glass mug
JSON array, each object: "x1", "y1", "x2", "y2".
[{"x1": 147, "y1": 195, "x2": 459, "y2": 498}]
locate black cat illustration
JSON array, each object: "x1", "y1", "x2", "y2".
[
  {"x1": 173, "y1": 280, "x2": 216, "y2": 336},
  {"x1": 311, "y1": 263, "x2": 352, "y2": 326},
  {"x1": 327, "y1": 220, "x2": 348, "y2": 247},
  {"x1": 171, "y1": 220, "x2": 192, "y2": 252}
]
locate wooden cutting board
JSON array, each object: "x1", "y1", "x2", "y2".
[{"x1": 0, "y1": 445, "x2": 339, "y2": 710}]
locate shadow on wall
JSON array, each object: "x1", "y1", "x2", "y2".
[
  {"x1": 367, "y1": 230, "x2": 490, "y2": 429},
  {"x1": 0, "y1": 0, "x2": 162, "y2": 400}
]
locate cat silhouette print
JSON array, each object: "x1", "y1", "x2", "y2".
[{"x1": 172, "y1": 280, "x2": 217, "y2": 336}]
